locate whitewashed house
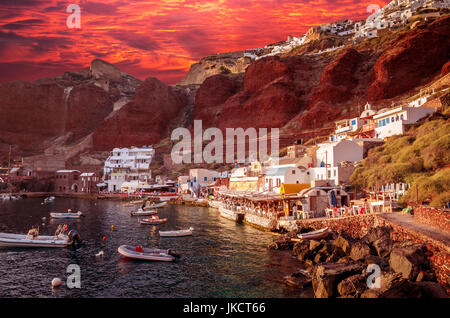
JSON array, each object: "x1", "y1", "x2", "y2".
[
  {"x1": 329, "y1": 117, "x2": 363, "y2": 142},
  {"x1": 262, "y1": 165, "x2": 310, "y2": 194},
  {"x1": 315, "y1": 140, "x2": 363, "y2": 167},
  {"x1": 103, "y1": 146, "x2": 155, "y2": 192},
  {"x1": 373, "y1": 106, "x2": 435, "y2": 139},
  {"x1": 409, "y1": 95, "x2": 431, "y2": 107}
]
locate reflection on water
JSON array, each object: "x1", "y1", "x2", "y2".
[{"x1": 0, "y1": 198, "x2": 313, "y2": 298}]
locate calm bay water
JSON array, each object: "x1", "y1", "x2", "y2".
[{"x1": 0, "y1": 198, "x2": 312, "y2": 298}]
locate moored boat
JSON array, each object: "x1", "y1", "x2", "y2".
[
  {"x1": 50, "y1": 209, "x2": 82, "y2": 219},
  {"x1": 219, "y1": 206, "x2": 245, "y2": 223},
  {"x1": 143, "y1": 201, "x2": 167, "y2": 210},
  {"x1": 117, "y1": 245, "x2": 177, "y2": 261},
  {"x1": 130, "y1": 209, "x2": 157, "y2": 216},
  {"x1": 139, "y1": 216, "x2": 167, "y2": 225},
  {"x1": 0, "y1": 224, "x2": 80, "y2": 248},
  {"x1": 297, "y1": 227, "x2": 330, "y2": 240},
  {"x1": 44, "y1": 196, "x2": 55, "y2": 203},
  {"x1": 159, "y1": 227, "x2": 194, "y2": 237}
]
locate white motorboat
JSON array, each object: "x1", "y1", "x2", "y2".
[
  {"x1": 130, "y1": 208, "x2": 157, "y2": 216},
  {"x1": 143, "y1": 201, "x2": 167, "y2": 210},
  {"x1": 297, "y1": 227, "x2": 330, "y2": 240},
  {"x1": 159, "y1": 227, "x2": 194, "y2": 237},
  {"x1": 44, "y1": 196, "x2": 55, "y2": 203},
  {"x1": 0, "y1": 224, "x2": 80, "y2": 248},
  {"x1": 117, "y1": 245, "x2": 178, "y2": 261},
  {"x1": 50, "y1": 209, "x2": 82, "y2": 219}
]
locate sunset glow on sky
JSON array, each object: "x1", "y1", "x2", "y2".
[{"x1": 0, "y1": 0, "x2": 389, "y2": 84}]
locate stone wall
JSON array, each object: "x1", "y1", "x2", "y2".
[
  {"x1": 294, "y1": 214, "x2": 385, "y2": 238},
  {"x1": 245, "y1": 213, "x2": 277, "y2": 231},
  {"x1": 414, "y1": 205, "x2": 450, "y2": 232}
]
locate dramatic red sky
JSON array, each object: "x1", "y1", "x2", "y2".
[{"x1": 0, "y1": 0, "x2": 389, "y2": 84}]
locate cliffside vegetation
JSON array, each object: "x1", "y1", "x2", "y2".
[{"x1": 350, "y1": 115, "x2": 450, "y2": 207}]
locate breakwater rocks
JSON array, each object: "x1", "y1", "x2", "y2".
[{"x1": 269, "y1": 226, "x2": 448, "y2": 298}]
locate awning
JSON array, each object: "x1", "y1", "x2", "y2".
[{"x1": 280, "y1": 183, "x2": 310, "y2": 195}]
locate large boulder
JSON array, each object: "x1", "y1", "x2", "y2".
[
  {"x1": 334, "y1": 234, "x2": 352, "y2": 255},
  {"x1": 350, "y1": 242, "x2": 372, "y2": 261},
  {"x1": 284, "y1": 270, "x2": 312, "y2": 289},
  {"x1": 312, "y1": 262, "x2": 365, "y2": 298},
  {"x1": 337, "y1": 274, "x2": 367, "y2": 297},
  {"x1": 389, "y1": 243, "x2": 428, "y2": 280},
  {"x1": 373, "y1": 236, "x2": 394, "y2": 258}
]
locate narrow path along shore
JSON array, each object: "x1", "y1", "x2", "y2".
[{"x1": 379, "y1": 213, "x2": 450, "y2": 246}]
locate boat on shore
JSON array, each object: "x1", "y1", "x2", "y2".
[
  {"x1": 130, "y1": 209, "x2": 157, "y2": 216},
  {"x1": 139, "y1": 216, "x2": 168, "y2": 225},
  {"x1": 117, "y1": 245, "x2": 178, "y2": 261},
  {"x1": 219, "y1": 206, "x2": 245, "y2": 223},
  {"x1": 297, "y1": 227, "x2": 330, "y2": 240},
  {"x1": 0, "y1": 224, "x2": 80, "y2": 248},
  {"x1": 159, "y1": 227, "x2": 194, "y2": 237},
  {"x1": 50, "y1": 209, "x2": 82, "y2": 219}
]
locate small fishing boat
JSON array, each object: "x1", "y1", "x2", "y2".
[
  {"x1": 139, "y1": 216, "x2": 168, "y2": 225},
  {"x1": 143, "y1": 201, "x2": 167, "y2": 210},
  {"x1": 50, "y1": 209, "x2": 82, "y2": 219},
  {"x1": 129, "y1": 200, "x2": 144, "y2": 205},
  {"x1": 0, "y1": 224, "x2": 80, "y2": 248},
  {"x1": 44, "y1": 196, "x2": 55, "y2": 203},
  {"x1": 297, "y1": 227, "x2": 330, "y2": 240},
  {"x1": 130, "y1": 208, "x2": 157, "y2": 216},
  {"x1": 117, "y1": 245, "x2": 178, "y2": 261},
  {"x1": 159, "y1": 227, "x2": 194, "y2": 237}
]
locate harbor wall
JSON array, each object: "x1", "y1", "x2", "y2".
[
  {"x1": 244, "y1": 213, "x2": 277, "y2": 231},
  {"x1": 414, "y1": 205, "x2": 450, "y2": 232}
]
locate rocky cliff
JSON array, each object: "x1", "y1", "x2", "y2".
[
  {"x1": 1, "y1": 15, "x2": 449, "y2": 164},
  {"x1": 92, "y1": 77, "x2": 187, "y2": 151},
  {"x1": 0, "y1": 59, "x2": 141, "y2": 161}
]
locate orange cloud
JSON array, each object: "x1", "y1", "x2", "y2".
[{"x1": 0, "y1": 0, "x2": 390, "y2": 84}]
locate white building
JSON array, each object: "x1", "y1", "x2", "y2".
[
  {"x1": 329, "y1": 117, "x2": 364, "y2": 142},
  {"x1": 262, "y1": 165, "x2": 310, "y2": 194},
  {"x1": 373, "y1": 106, "x2": 435, "y2": 139},
  {"x1": 103, "y1": 146, "x2": 155, "y2": 192},
  {"x1": 316, "y1": 140, "x2": 363, "y2": 167},
  {"x1": 409, "y1": 95, "x2": 431, "y2": 107}
]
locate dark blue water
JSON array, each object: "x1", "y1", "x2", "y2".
[{"x1": 0, "y1": 198, "x2": 312, "y2": 298}]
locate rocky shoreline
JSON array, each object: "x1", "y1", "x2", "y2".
[{"x1": 269, "y1": 226, "x2": 448, "y2": 298}]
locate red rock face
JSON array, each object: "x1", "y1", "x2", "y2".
[
  {"x1": 0, "y1": 81, "x2": 112, "y2": 154},
  {"x1": 92, "y1": 77, "x2": 187, "y2": 151},
  {"x1": 0, "y1": 81, "x2": 65, "y2": 152},
  {"x1": 193, "y1": 55, "x2": 312, "y2": 131},
  {"x1": 368, "y1": 16, "x2": 450, "y2": 101},
  {"x1": 310, "y1": 48, "x2": 362, "y2": 105},
  {"x1": 193, "y1": 74, "x2": 242, "y2": 127},
  {"x1": 442, "y1": 61, "x2": 450, "y2": 77}
]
